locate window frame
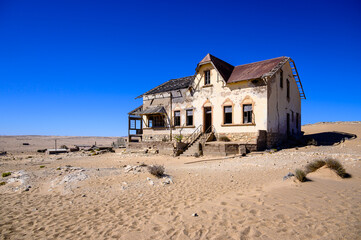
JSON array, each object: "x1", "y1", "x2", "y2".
[
  {"x1": 148, "y1": 114, "x2": 165, "y2": 128},
  {"x1": 243, "y1": 104, "x2": 253, "y2": 124},
  {"x1": 204, "y1": 70, "x2": 211, "y2": 85},
  {"x1": 287, "y1": 78, "x2": 290, "y2": 98},
  {"x1": 173, "y1": 110, "x2": 181, "y2": 127},
  {"x1": 223, "y1": 105, "x2": 233, "y2": 124},
  {"x1": 186, "y1": 109, "x2": 194, "y2": 126}
]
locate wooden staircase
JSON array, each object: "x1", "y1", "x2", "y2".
[{"x1": 180, "y1": 125, "x2": 215, "y2": 156}]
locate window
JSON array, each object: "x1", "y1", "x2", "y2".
[
  {"x1": 224, "y1": 106, "x2": 232, "y2": 124},
  {"x1": 243, "y1": 104, "x2": 253, "y2": 124},
  {"x1": 174, "y1": 111, "x2": 180, "y2": 126},
  {"x1": 291, "y1": 111, "x2": 294, "y2": 122},
  {"x1": 186, "y1": 109, "x2": 193, "y2": 126},
  {"x1": 280, "y1": 69, "x2": 283, "y2": 88},
  {"x1": 148, "y1": 115, "x2": 165, "y2": 128},
  {"x1": 287, "y1": 79, "x2": 290, "y2": 98},
  {"x1": 204, "y1": 70, "x2": 210, "y2": 85},
  {"x1": 296, "y1": 113, "x2": 299, "y2": 130}
]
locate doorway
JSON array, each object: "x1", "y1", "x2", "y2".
[{"x1": 204, "y1": 107, "x2": 212, "y2": 133}]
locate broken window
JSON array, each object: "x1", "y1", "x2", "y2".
[
  {"x1": 174, "y1": 111, "x2": 180, "y2": 126},
  {"x1": 287, "y1": 79, "x2": 290, "y2": 98},
  {"x1": 224, "y1": 106, "x2": 232, "y2": 124},
  {"x1": 186, "y1": 109, "x2": 193, "y2": 126},
  {"x1": 243, "y1": 104, "x2": 253, "y2": 124},
  {"x1": 204, "y1": 70, "x2": 210, "y2": 85},
  {"x1": 280, "y1": 69, "x2": 283, "y2": 88},
  {"x1": 148, "y1": 115, "x2": 165, "y2": 128}
]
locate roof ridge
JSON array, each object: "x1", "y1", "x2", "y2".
[{"x1": 234, "y1": 56, "x2": 287, "y2": 68}]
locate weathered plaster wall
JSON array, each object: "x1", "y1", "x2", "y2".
[
  {"x1": 188, "y1": 63, "x2": 268, "y2": 136},
  {"x1": 267, "y1": 62, "x2": 301, "y2": 146}
]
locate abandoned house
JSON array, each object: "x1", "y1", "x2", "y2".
[{"x1": 128, "y1": 54, "x2": 305, "y2": 156}]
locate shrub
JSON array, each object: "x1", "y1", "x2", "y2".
[
  {"x1": 219, "y1": 136, "x2": 231, "y2": 142},
  {"x1": 295, "y1": 169, "x2": 307, "y2": 182},
  {"x1": 56, "y1": 167, "x2": 61, "y2": 170},
  {"x1": 60, "y1": 145, "x2": 68, "y2": 149},
  {"x1": 174, "y1": 134, "x2": 183, "y2": 142},
  {"x1": 305, "y1": 160, "x2": 326, "y2": 174},
  {"x1": 324, "y1": 158, "x2": 348, "y2": 178},
  {"x1": 2, "y1": 172, "x2": 11, "y2": 177},
  {"x1": 147, "y1": 165, "x2": 165, "y2": 178},
  {"x1": 0, "y1": 181, "x2": 6, "y2": 185},
  {"x1": 40, "y1": 165, "x2": 45, "y2": 168}
]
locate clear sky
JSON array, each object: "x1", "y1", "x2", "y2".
[{"x1": 1, "y1": 0, "x2": 360, "y2": 137}]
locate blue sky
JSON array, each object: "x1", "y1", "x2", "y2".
[{"x1": 1, "y1": 0, "x2": 360, "y2": 136}]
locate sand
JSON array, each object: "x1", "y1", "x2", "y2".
[{"x1": 0, "y1": 122, "x2": 361, "y2": 239}]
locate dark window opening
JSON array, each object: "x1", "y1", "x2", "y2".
[
  {"x1": 224, "y1": 106, "x2": 232, "y2": 124},
  {"x1": 287, "y1": 79, "x2": 290, "y2": 98},
  {"x1": 174, "y1": 111, "x2": 180, "y2": 126},
  {"x1": 148, "y1": 115, "x2": 165, "y2": 128},
  {"x1": 204, "y1": 70, "x2": 210, "y2": 85},
  {"x1": 280, "y1": 69, "x2": 283, "y2": 88},
  {"x1": 296, "y1": 113, "x2": 299, "y2": 130},
  {"x1": 287, "y1": 113, "x2": 290, "y2": 136},
  {"x1": 243, "y1": 104, "x2": 253, "y2": 124},
  {"x1": 291, "y1": 111, "x2": 294, "y2": 122},
  {"x1": 186, "y1": 109, "x2": 193, "y2": 126}
]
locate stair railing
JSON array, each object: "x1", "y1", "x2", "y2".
[
  {"x1": 200, "y1": 125, "x2": 215, "y2": 145},
  {"x1": 184, "y1": 124, "x2": 203, "y2": 147}
]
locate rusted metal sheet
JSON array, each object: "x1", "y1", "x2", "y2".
[{"x1": 228, "y1": 57, "x2": 287, "y2": 83}]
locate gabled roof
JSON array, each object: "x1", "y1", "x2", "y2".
[
  {"x1": 137, "y1": 75, "x2": 195, "y2": 98},
  {"x1": 197, "y1": 54, "x2": 234, "y2": 81},
  {"x1": 197, "y1": 54, "x2": 289, "y2": 83},
  {"x1": 227, "y1": 56, "x2": 288, "y2": 83}
]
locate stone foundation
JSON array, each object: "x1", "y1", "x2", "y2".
[
  {"x1": 267, "y1": 132, "x2": 286, "y2": 148},
  {"x1": 127, "y1": 142, "x2": 174, "y2": 155}
]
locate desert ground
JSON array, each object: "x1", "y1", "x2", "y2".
[{"x1": 0, "y1": 122, "x2": 361, "y2": 240}]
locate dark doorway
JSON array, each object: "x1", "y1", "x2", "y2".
[
  {"x1": 287, "y1": 113, "x2": 290, "y2": 137},
  {"x1": 204, "y1": 107, "x2": 212, "y2": 133}
]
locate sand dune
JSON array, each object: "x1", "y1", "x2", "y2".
[{"x1": 1, "y1": 122, "x2": 361, "y2": 239}]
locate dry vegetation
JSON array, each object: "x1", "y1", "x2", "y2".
[{"x1": 147, "y1": 165, "x2": 165, "y2": 178}]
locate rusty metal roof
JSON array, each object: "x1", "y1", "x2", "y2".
[
  {"x1": 198, "y1": 54, "x2": 288, "y2": 83},
  {"x1": 227, "y1": 57, "x2": 288, "y2": 83}
]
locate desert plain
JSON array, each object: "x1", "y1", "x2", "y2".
[{"x1": 0, "y1": 122, "x2": 361, "y2": 240}]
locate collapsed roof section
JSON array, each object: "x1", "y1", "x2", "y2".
[{"x1": 136, "y1": 75, "x2": 195, "y2": 99}]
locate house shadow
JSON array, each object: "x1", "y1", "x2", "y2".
[
  {"x1": 279, "y1": 131, "x2": 357, "y2": 149},
  {"x1": 304, "y1": 131, "x2": 357, "y2": 146}
]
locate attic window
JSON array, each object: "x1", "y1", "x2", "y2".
[{"x1": 204, "y1": 70, "x2": 210, "y2": 85}]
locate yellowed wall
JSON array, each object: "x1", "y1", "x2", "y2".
[{"x1": 267, "y1": 62, "x2": 301, "y2": 137}]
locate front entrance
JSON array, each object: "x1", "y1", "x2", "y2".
[{"x1": 203, "y1": 107, "x2": 212, "y2": 133}]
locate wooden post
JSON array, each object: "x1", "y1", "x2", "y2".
[{"x1": 169, "y1": 92, "x2": 172, "y2": 141}]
